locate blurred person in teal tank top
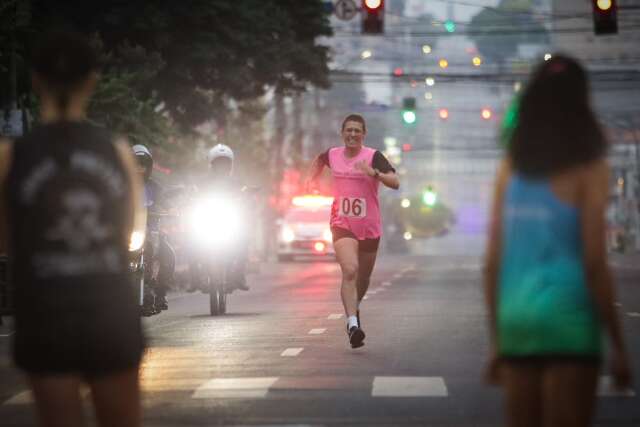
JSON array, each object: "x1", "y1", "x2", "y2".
[{"x1": 484, "y1": 55, "x2": 632, "y2": 427}]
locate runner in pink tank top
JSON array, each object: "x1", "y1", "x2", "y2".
[{"x1": 306, "y1": 114, "x2": 399, "y2": 349}]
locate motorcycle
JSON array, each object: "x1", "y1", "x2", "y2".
[{"x1": 184, "y1": 191, "x2": 249, "y2": 316}]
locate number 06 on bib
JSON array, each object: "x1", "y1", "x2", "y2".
[{"x1": 339, "y1": 197, "x2": 367, "y2": 218}]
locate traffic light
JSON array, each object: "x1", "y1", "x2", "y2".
[
  {"x1": 362, "y1": 0, "x2": 384, "y2": 34},
  {"x1": 592, "y1": 0, "x2": 617, "y2": 35},
  {"x1": 481, "y1": 108, "x2": 492, "y2": 120},
  {"x1": 438, "y1": 108, "x2": 449, "y2": 120},
  {"x1": 402, "y1": 97, "x2": 417, "y2": 125},
  {"x1": 422, "y1": 186, "x2": 437, "y2": 207}
]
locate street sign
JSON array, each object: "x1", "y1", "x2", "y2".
[{"x1": 335, "y1": 0, "x2": 358, "y2": 21}]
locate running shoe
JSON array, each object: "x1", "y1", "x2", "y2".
[{"x1": 348, "y1": 325, "x2": 365, "y2": 348}]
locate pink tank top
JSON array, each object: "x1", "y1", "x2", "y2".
[{"x1": 328, "y1": 146, "x2": 382, "y2": 239}]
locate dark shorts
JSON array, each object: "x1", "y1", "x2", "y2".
[
  {"x1": 13, "y1": 303, "x2": 145, "y2": 378},
  {"x1": 331, "y1": 227, "x2": 380, "y2": 253}
]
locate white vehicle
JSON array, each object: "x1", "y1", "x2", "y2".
[{"x1": 277, "y1": 195, "x2": 335, "y2": 262}]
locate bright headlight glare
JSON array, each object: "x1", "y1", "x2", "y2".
[
  {"x1": 282, "y1": 226, "x2": 295, "y2": 243},
  {"x1": 189, "y1": 198, "x2": 241, "y2": 244},
  {"x1": 129, "y1": 230, "x2": 145, "y2": 251}
]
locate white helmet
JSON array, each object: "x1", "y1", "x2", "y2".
[
  {"x1": 207, "y1": 144, "x2": 234, "y2": 164},
  {"x1": 132, "y1": 144, "x2": 152, "y2": 159}
]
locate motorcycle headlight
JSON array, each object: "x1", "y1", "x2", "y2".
[
  {"x1": 129, "y1": 230, "x2": 146, "y2": 252},
  {"x1": 189, "y1": 197, "x2": 242, "y2": 245}
]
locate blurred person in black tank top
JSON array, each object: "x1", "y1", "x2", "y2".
[{"x1": 0, "y1": 31, "x2": 145, "y2": 427}]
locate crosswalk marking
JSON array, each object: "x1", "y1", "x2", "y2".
[
  {"x1": 308, "y1": 328, "x2": 326, "y2": 335},
  {"x1": 281, "y1": 348, "x2": 304, "y2": 357},
  {"x1": 193, "y1": 377, "x2": 279, "y2": 399},
  {"x1": 327, "y1": 314, "x2": 343, "y2": 320},
  {"x1": 598, "y1": 376, "x2": 636, "y2": 397},
  {"x1": 372, "y1": 377, "x2": 448, "y2": 397}
]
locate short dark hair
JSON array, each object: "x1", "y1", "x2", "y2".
[
  {"x1": 31, "y1": 31, "x2": 98, "y2": 110},
  {"x1": 508, "y1": 55, "x2": 606, "y2": 176},
  {"x1": 341, "y1": 114, "x2": 367, "y2": 133}
]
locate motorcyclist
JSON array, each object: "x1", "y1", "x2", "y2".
[
  {"x1": 132, "y1": 144, "x2": 176, "y2": 311},
  {"x1": 187, "y1": 144, "x2": 250, "y2": 292}
]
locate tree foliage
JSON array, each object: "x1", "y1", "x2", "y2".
[{"x1": 467, "y1": 0, "x2": 549, "y2": 64}]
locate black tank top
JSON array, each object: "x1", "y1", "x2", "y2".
[{"x1": 6, "y1": 121, "x2": 132, "y2": 311}]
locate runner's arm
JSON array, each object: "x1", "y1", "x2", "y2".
[
  {"x1": 305, "y1": 151, "x2": 329, "y2": 190},
  {"x1": 483, "y1": 158, "x2": 509, "y2": 350},
  {"x1": 372, "y1": 151, "x2": 399, "y2": 190},
  {"x1": 581, "y1": 160, "x2": 626, "y2": 353},
  {"x1": 0, "y1": 140, "x2": 13, "y2": 254}
]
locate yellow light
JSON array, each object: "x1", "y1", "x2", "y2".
[
  {"x1": 544, "y1": 53, "x2": 552, "y2": 61},
  {"x1": 597, "y1": 0, "x2": 612, "y2": 10},
  {"x1": 422, "y1": 45, "x2": 432, "y2": 54},
  {"x1": 439, "y1": 108, "x2": 449, "y2": 120},
  {"x1": 314, "y1": 241, "x2": 326, "y2": 252},
  {"x1": 439, "y1": 59, "x2": 449, "y2": 69},
  {"x1": 361, "y1": 50, "x2": 372, "y2": 59},
  {"x1": 618, "y1": 177, "x2": 625, "y2": 186},
  {"x1": 291, "y1": 195, "x2": 333, "y2": 208},
  {"x1": 425, "y1": 77, "x2": 435, "y2": 86},
  {"x1": 403, "y1": 232, "x2": 413, "y2": 241},
  {"x1": 481, "y1": 108, "x2": 492, "y2": 120},
  {"x1": 472, "y1": 56, "x2": 482, "y2": 66},
  {"x1": 401, "y1": 198, "x2": 411, "y2": 208},
  {"x1": 365, "y1": 0, "x2": 382, "y2": 9}
]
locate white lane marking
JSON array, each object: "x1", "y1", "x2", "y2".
[
  {"x1": 281, "y1": 348, "x2": 304, "y2": 357},
  {"x1": 3, "y1": 391, "x2": 32, "y2": 405},
  {"x1": 308, "y1": 328, "x2": 326, "y2": 335},
  {"x1": 368, "y1": 290, "x2": 378, "y2": 295},
  {"x1": 193, "y1": 377, "x2": 279, "y2": 399},
  {"x1": 381, "y1": 281, "x2": 392, "y2": 287},
  {"x1": 598, "y1": 376, "x2": 635, "y2": 397},
  {"x1": 627, "y1": 312, "x2": 640, "y2": 318},
  {"x1": 372, "y1": 376, "x2": 448, "y2": 397},
  {"x1": 0, "y1": 331, "x2": 14, "y2": 338},
  {"x1": 4, "y1": 388, "x2": 90, "y2": 406},
  {"x1": 363, "y1": 296, "x2": 369, "y2": 300},
  {"x1": 328, "y1": 314, "x2": 343, "y2": 320}
]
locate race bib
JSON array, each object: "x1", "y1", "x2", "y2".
[{"x1": 339, "y1": 197, "x2": 366, "y2": 218}]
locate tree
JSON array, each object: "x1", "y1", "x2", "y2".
[
  {"x1": 467, "y1": 0, "x2": 549, "y2": 66},
  {"x1": 11, "y1": 0, "x2": 333, "y2": 145}
]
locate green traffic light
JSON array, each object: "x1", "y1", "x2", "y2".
[
  {"x1": 422, "y1": 188, "x2": 437, "y2": 206},
  {"x1": 402, "y1": 110, "x2": 417, "y2": 124},
  {"x1": 444, "y1": 20, "x2": 456, "y2": 33}
]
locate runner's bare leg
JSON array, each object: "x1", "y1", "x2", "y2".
[{"x1": 334, "y1": 237, "x2": 360, "y2": 317}]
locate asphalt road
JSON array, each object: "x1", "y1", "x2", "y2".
[{"x1": 1, "y1": 251, "x2": 639, "y2": 426}]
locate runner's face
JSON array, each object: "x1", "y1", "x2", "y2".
[{"x1": 342, "y1": 121, "x2": 365, "y2": 149}]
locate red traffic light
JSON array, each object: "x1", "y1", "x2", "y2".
[
  {"x1": 364, "y1": 0, "x2": 383, "y2": 10},
  {"x1": 402, "y1": 143, "x2": 412, "y2": 152},
  {"x1": 439, "y1": 108, "x2": 449, "y2": 120},
  {"x1": 362, "y1": 0, "x2": 384, "y2": 34},
  {"x1": 393, "y1": 67, "x2": 404, "y2": 77}
]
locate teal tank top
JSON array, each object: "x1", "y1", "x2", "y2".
[{"x1": 498, "y1": 174, "x2": 602, "y2": 357}]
